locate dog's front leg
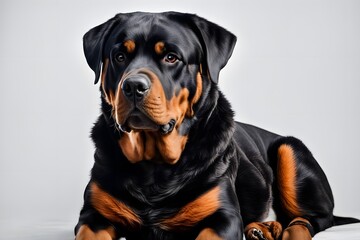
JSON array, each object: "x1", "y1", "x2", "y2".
[
  {"x1": 75, "y1": 224, "x2": 116, "y2": 240},
  {"x1": 74, "y1": 182, "x2": 124, "y2": 240},
  {"x1": 195, "y1": 180, "x2": 243, "y2": 240}
]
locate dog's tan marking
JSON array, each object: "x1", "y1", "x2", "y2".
[
  {"x1": 90, "y1": 182, "x2": 142, "y2": 228},
  {"x1": 144, "y1": 131, "x2": 157, "y2": 160},
  {"x1": 75, "y1": 225, "x2": 116, "y2": 240},
  {"x1": 196, "y1": 228, "x2": 223, "y2": 240},
  {"x1": 277, "y1": 144, "x2": 301, "y2": 217},
  {"x1": 156, "y1": 126, "x2": 188, "y2": 164},
  {"x1": 123, "y1": 40, "x2": 136, "y2": 53},
  {"x1": 187, "y1": 72, "x2": 203, "y2": 117},
  {"x1": 153, "y1": 86, "x2": 190, "y2": 163},
  {"x1": 159, "y1": 186, "x2": 220, "y2": 231},
  {"x1": 143, "y1": 70, "x2": 170, "y2": 124},
  {"x1": 154, "y1": 41, "x2": 166, "y2": 55},
  {"x1": 119, "y1": 131, "x2": 144, "y2": 163},
  {"x1": 282, "y1": 217, "x2": 312, "y2": 240},
  {"x1": 101, "y1": 59, "x2": 116, "y2": 106}
]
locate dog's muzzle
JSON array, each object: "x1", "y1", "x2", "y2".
[{"x1": 117, "y1": 71, "x2": 175, "y2": 135}]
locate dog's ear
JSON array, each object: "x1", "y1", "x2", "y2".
[
  {"x1": 83, "y1": 15, "x2": 120, "y2": 84},
  {"x1": 191, "y1": 15, "x2": 237, "y2": 83}
]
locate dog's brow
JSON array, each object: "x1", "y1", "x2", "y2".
[
  {"x1": 123, "y1": 40, "x2": 136, "y2": 53},
  {"x1": 154, "y1": 42, "x2": 165, "y2": 55}
]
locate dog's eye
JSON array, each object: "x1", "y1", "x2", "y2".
[
  {"x1": 164, "y1": 53, "x2": 179, "y2": 64},
  {"x1": 115, "y1": 52, "x2": 126, "y2": 63}
]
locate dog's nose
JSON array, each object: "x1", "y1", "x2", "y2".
[{"x1": 122, "y1": 75, "x2": 150, "y2": 101}]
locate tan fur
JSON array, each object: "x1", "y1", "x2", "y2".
[
  {"x1": 76, "y1": 225, "x2": 116, "y2": 240},
  {"x1": 90, "y1": 182, "x2": 142, "y2": 228},
  {"x1": 154, "y1": 42, "x2": 165, "y2": 55},
  {"x1": 282, "y1": 218, "x2": 312, "y2": 240},
  {"x1": 118, "y1": 131, "x2": 144, "y2": 163},
  {"x1": 101, "y1": 59, "x2": 115, "y2": 107},
  {"x1": 196, "y1": 228, "x2": 223, "y2": 240},
  {"x1": 159, "y1": 186, "x2": 221, "y2": 231},
  {"x1": 123, "y1": 40, "x2": 136, "y2": 53},
  {"x1": 277, "y1": 144, "x2": 301, "y2": 217}
]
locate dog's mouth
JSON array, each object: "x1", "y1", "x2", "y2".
[{"x1": 118, "y1": 110, "x2": 176, "y2": 135}]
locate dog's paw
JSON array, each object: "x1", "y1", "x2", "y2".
[
  {"x1": 248, "y1": 228, "x2": 267, "y2": 240},
  {"x1": 245, "y1": 221, "x2": 282, "y2": 240}
]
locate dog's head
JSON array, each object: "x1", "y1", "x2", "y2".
[{"x1": 84, "y1": 12, "x2": 236, "y2": 164}]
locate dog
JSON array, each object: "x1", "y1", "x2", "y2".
[{"x1": 75, "y1": 12, "x2": 359, "y2": 240}]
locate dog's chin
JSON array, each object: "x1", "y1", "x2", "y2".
[
  {"x1": 127, "y1": 115, "x2": 160, "y2": 131},
  {"x1": 118, "y1": 112, "x2": 175, "y2": 135}
]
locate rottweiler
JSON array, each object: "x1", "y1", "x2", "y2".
[{"x1": 75, "y1": 12, "x2": 359, "y2": 240}]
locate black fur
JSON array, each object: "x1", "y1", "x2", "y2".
[{"x1": 76, "y1": 12, "x2": 359, "y2": 240}]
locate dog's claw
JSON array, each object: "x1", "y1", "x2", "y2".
[{"x1": 251, "y1": 228, "x2": 267, "y2": 240}]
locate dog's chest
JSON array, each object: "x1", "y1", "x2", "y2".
[{"x1": 90, "y1": 182, "x2": 221, "y2": 231}]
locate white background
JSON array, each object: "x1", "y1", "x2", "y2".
[{"x1": 1, "y1": 0, "x2": 359, "y2": 238}]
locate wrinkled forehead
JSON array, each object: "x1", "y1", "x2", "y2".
[{"x1": 104, "y1": 13, "x2": 202, "y2": 60}]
